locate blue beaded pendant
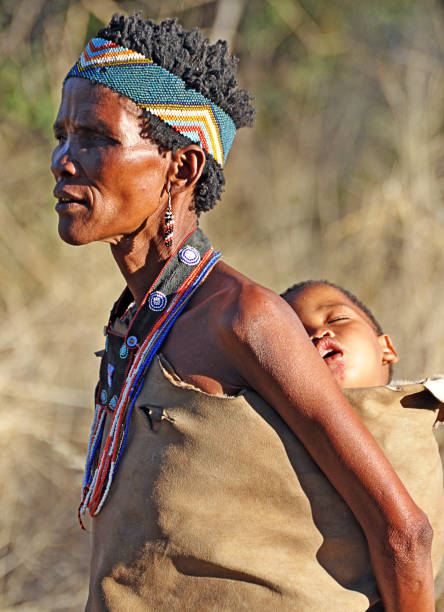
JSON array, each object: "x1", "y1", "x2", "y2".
[
  {"x1": 148, "y1": 291, "x2": 167, "y2": 312},
  {"x1": 107, "y1": 364, "x2": 114, "y2": 387},
  {"x1": 179, "y1": 246, "x2": 201, "y2": 266}
]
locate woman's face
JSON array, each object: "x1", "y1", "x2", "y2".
[{"x1": 51, "y1": 77, "x2": 169, "y2": 245}]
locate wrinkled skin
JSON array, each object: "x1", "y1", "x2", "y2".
[{"x1": 52, "y1": 78, "x2": 435, "y2": 612}]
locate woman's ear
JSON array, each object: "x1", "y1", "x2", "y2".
[
  {"x1": 167, "y1": 144, "x2": 206, "y2": 191},
  {"x1": 378, "y1": 334, "x2": 399, "y2": 365}
]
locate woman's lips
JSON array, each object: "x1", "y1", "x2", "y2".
[
  {"x1": 55, "y1": 197, "x2": 88, "y2": 213},
  {"x1": 53, "y1": 186, "x2": 89, "y2": 213}
]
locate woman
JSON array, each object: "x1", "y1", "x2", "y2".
[{"x1": 51, "y1": 14, "x2": 434, "y2": 611}]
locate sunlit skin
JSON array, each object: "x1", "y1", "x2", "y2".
[
  {"x1": 284, "y1": 284, "x2": 399, "y2": 388},
  {"x1": 52, "y1": 78, "x2": 204, "y2": 299},
  {"x1": 52, "y1": 78, "x2": 434, "y2": 612}
]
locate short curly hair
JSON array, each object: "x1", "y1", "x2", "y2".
[
  {"x1": 281, "y1": 280, "x2": 384, "y2": 334},
  {"x1": 97, "y1": 14, "x2": 255, "y2": 214}
]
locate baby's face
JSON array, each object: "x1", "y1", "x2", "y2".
[{"x1": 285, "y1": 284, "x2": 397, "y2": 388}]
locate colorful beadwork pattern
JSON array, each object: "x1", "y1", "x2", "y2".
[
  {"x1": 148, "y1": 291, "x2": 167, "y2": 312},
  {"x1": 79, "y1": 232, "x2": 221, "y2": 527},
  {"x1": 65, "y1": 37, "x2": 236, "y2": 166},
  {"x1": 107, "y1": 364, "x2": 114, "y2": 387},
  {"x1": 179, "y1": 245, "x2": 201, "y2": 266}
]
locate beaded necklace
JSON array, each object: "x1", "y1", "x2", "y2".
[{"x1": 79, "y1": 229, "x2": 221, "y2": 528}]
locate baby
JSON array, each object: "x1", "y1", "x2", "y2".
[
  {"x1": 281, "y1": 280, "x2": 398, "y2": 388},
  {"x1": 281, "y1": 279, "x2": 444, "y2": 604}
]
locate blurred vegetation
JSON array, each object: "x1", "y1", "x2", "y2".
[{"x1": 1, "y1": 0, "x2": 444, "y2": 609}]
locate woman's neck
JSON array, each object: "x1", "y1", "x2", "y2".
[{"x1": 110, "y1": 197, "x2": 198, "y2": 306}]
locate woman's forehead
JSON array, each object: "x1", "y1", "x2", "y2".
[{"x1": 59, "y1": 77, "x2": 140, "y2": 122}]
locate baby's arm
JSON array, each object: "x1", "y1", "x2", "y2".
[{"x1": 221, "y1": 286, "x2": 434, "y2": 611}]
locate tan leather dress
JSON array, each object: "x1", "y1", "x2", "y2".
[{"x1": 86, "y1": 356, "x2": 444, "y2": 611}]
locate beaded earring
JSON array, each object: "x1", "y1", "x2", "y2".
[{"x1": 164, "y1": 184, "x2": 174, "y2": 248}]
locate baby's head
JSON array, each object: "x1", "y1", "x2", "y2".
[{"x1": 281, "y1": 281, "x2": 398, "y2": 388}]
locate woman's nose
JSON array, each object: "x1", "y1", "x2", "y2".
[{"x1": 51, "y1": 142, "x2": 77, "y2": 179}]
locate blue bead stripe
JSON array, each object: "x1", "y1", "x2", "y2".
[{"x1": 115, "y1": 251, "x2": 221, "y2": 476}]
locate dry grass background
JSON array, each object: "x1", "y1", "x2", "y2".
[{"x1": 1, "y1": 0, "x2": 444, "y2": 609}]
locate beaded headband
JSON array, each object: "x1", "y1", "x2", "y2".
[{"x1": 65, "y1": 37, "x2": 236, "y2": 166}]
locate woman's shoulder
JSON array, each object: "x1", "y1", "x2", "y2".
[
  {"x1": 161, "y1": 261, "x2": 297, "y2": 394},
  {"x1": 192, "y1": 260, "x2": 302, "y2": 365},
  {"x1": 199, "y1": 260, "x2": 290, "y2": 328}
]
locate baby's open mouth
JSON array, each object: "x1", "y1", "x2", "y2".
[{"x1": 314, "y1": 337, "x2": 344, "y2": 362}]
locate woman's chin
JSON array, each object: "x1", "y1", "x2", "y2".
[{"x1": 58, "y1": 221, "x2": 91, "y2": 246}]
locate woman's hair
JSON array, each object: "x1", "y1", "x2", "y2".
[{"x1": 98, "y1": 14, "x2": 255, "y2": 214}]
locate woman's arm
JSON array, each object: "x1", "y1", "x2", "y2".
[{"x1": 221, "y1": 284, "x2": 434, "y2": 612}]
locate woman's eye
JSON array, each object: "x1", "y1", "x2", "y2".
[{"x1": 81, "y1": 132, "x2": 116, "y2": 145}]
